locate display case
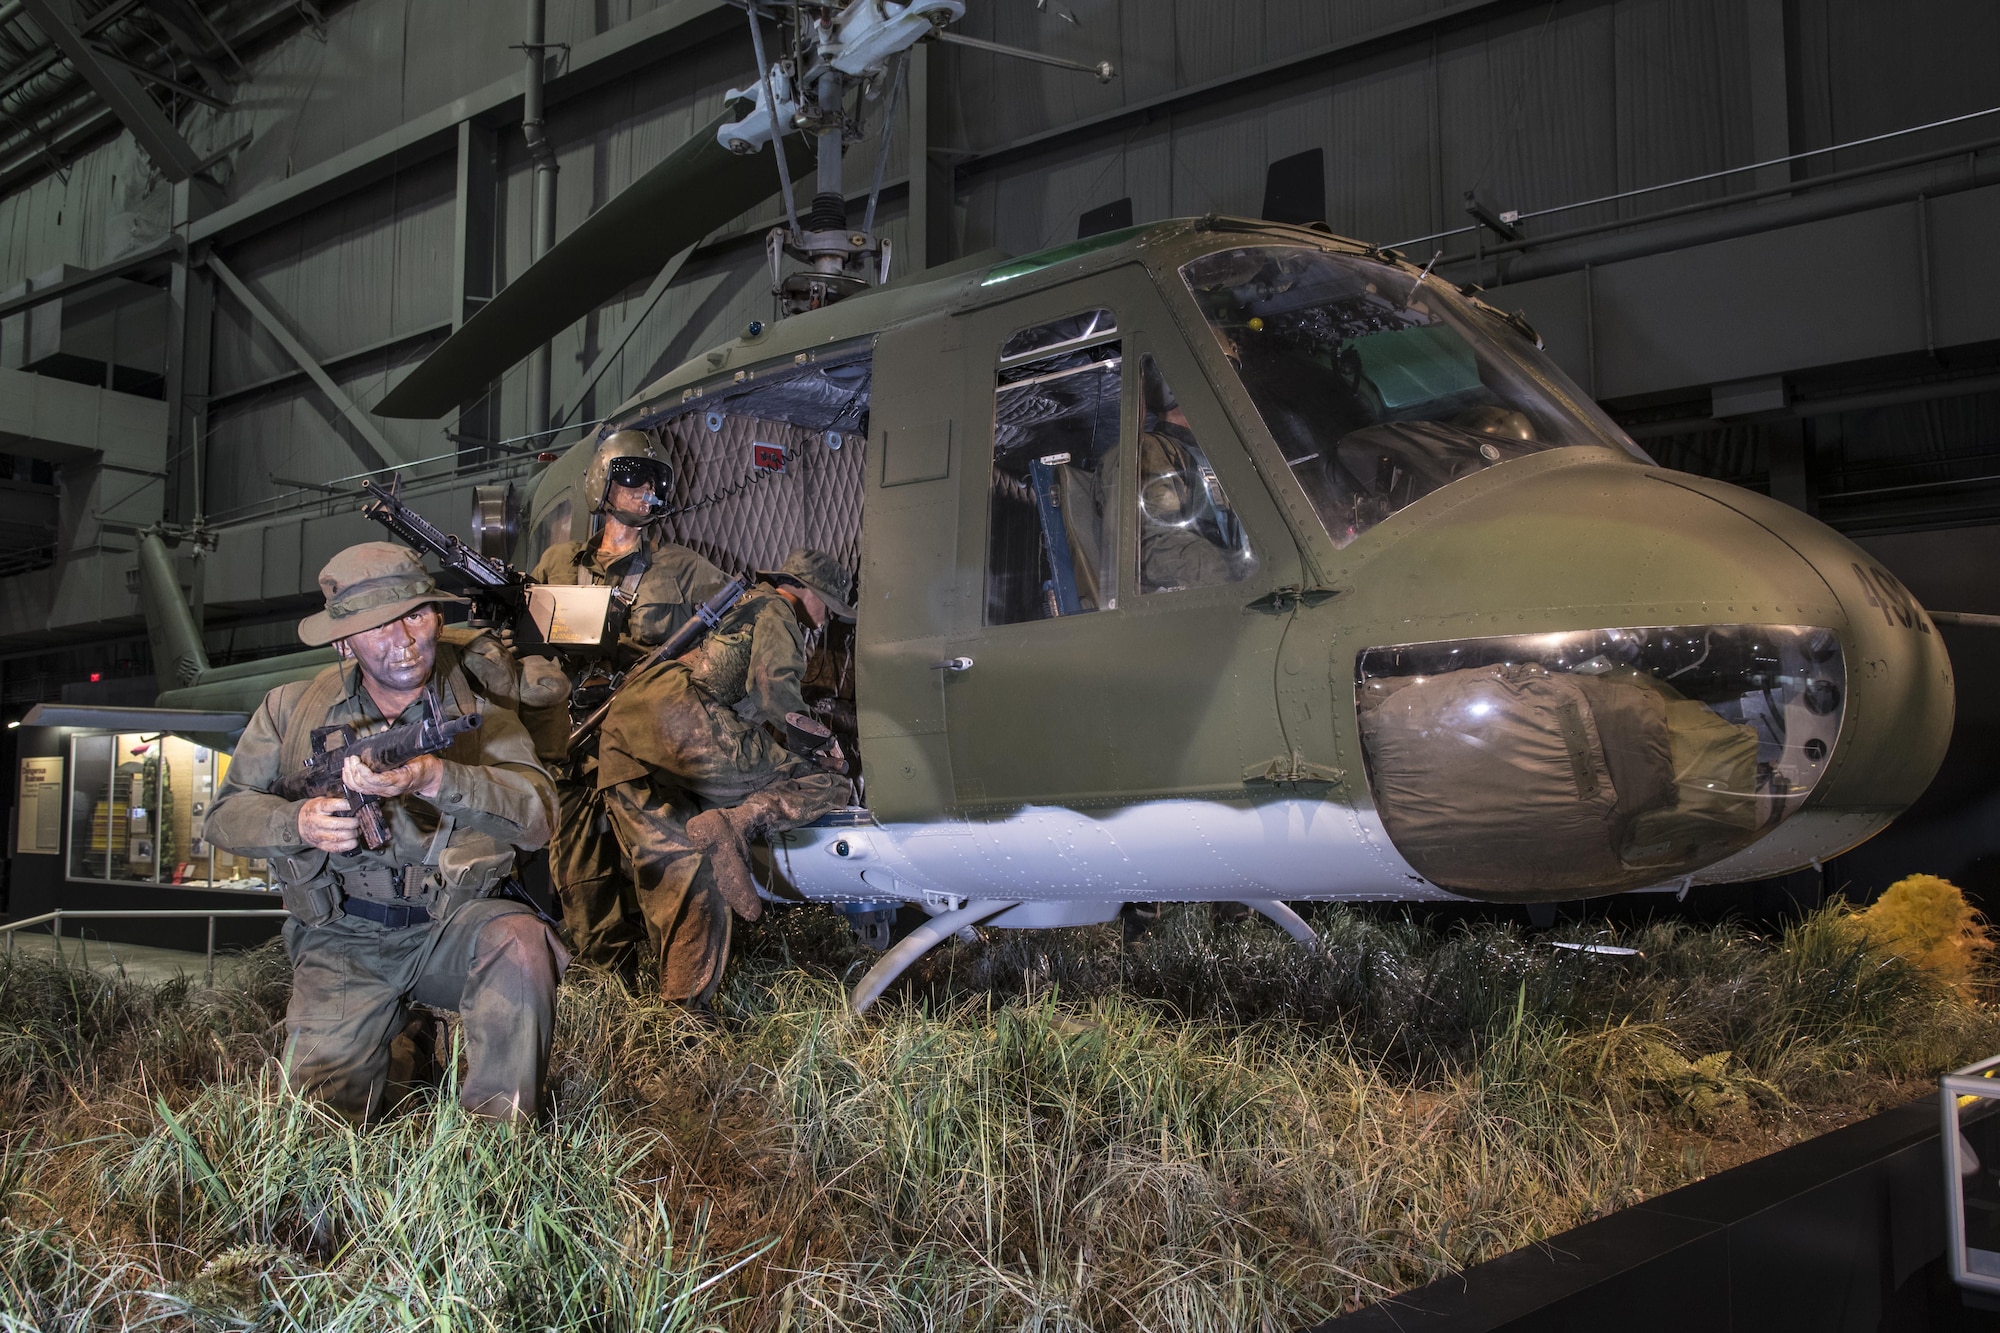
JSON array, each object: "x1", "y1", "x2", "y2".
[
  {"x1": 65, "y1": 732, "x2": 270, "y2": 890},
  {"x1": 1945, "y1": 1053, "x2": 2000, "y2": 1299}
]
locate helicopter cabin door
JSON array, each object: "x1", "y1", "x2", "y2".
[{"x1": 930, "y1": 267, "x2": 1300, "y2": 812}]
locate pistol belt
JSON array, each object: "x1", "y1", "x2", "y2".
[
  {"x1": 340, "y1": 895, "x2": 431, "y2": 928},
  {"x1": 334, "y1": 865, "x2": 438, "y2": 927}
]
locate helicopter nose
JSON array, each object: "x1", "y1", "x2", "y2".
[
  {"x1": 1340, "y1": 454, "x2": 1954, "y2": 898},
  {"x1": 1642, "y1": 470, "x2": 1955, "y2": 883}
]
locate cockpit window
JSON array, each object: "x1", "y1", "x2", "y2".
[{"x1": 1180, "y1": 245, "x2": 1640, "y2": 547}]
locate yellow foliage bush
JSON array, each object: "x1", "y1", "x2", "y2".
[{"x1": 1856, "y1": 875, "x2": 1993, "y2": 988}]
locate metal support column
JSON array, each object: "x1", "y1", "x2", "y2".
[
  {"x1": 521, "y1": 0, "x2": 559, "y2": 443},
  {"x1": 453, "y1": 119, "x2": 500, "y2": 461},
  {"x1": 907, "y1": 41, "x2": 946, "y2": 272},
  {"x1": 164, "y1": 180, "x2": 215, "y2": 535},
  {"x1": 1745, "y1": 0, "x2": 1793, "y2": 193}
]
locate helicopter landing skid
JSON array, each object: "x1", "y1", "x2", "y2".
[
  {"x1": 846, "y1": 897, "x2": 1322, "y2": 1015},
  {"x1": 848, "y1": 899, "x2": 1018, "y2": 1016},
  {"x1": 1233, "y1": 899, "x2": 1320, "y2": 953}
]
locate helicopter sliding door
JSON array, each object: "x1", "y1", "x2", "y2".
[{"x1": 935, "y1": 267, "x2": 1299, "y2": 812}]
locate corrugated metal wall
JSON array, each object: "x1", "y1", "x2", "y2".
[
  {"x1": 1, "y1": 0, "x2": 1997, "y2": 550},
  {"x1": 952, "y1": 0, "x2": 1771, "y2": 256}
]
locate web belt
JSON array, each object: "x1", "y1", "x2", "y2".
[
  {"x1": 334, "y1": 865, "x2": 434, "y2": 928},
  {"x1": 340, "y1": 896, "x2": 431, "y2": 929}
]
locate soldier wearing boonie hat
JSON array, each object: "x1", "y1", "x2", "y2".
[
  {"x1": 206, "y1": 542, "x2": 564, "y2": 1123},
  {"x1": 593, "y1": 547, "x2": 856, "y2": 1007}
]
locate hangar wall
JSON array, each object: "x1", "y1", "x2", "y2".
[{"x1": 0, "y1": 0, "x2": 1993, "y2": 674}]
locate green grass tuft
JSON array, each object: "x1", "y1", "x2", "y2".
[{"x1": 1, "y1": 900, "x2": 1994, "y2": 1330}]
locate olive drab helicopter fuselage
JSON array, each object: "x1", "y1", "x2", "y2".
[
  {"x1": 70, "y1": 216, "x2": 1953, "y2": 1010},
  {"x1": 27, "y1": 0, "x2": 1953, "y2": 1011},
  {"x1": 503, "y1": 218, "x2": 1955, "y2": 951}
]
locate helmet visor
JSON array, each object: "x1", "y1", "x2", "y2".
[{"x1": 605, "y1": 455, "x2": 671, "y2": 497}]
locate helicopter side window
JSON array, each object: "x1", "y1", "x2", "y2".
[
  {"x1": 985, "y1": 326, "x2": 1122, "y2": 625},
  {"x1": 1181, "y1": 245, "x2": 1637, "y2": 548},
  {"x1": 1000, "y1": 308, "x2": 1117, "y2": 361},
  {"x1": 1136, "y1": 354, "x2": 1256, "y2": 594}
]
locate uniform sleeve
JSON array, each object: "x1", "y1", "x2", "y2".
[
  {"x1": 204, "y1": 683, "x2": 316, "y2": 857},
  {"x1": 428, "y1": 705, "x2": 558, "y2": 850},
  {"x1": 530, "y1": 542, "x2": 578, "y2": 584},
  {"x1": 740, "y1": 597, "x2": 809, "y2": 727}
]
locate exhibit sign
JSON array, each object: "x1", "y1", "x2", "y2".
[{"x1": 15, "y1": 756, "x2": 62, "y2": 855}]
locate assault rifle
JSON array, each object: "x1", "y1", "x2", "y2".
[
  {"x1": 360, "y1": 480, "x2": 530, "y2": 628},
  {"x1": 566, "y1": 574, "x2": 747, "y2": 757},
  {"x1": 275, "y1": 711, "x2": 483, "y2": 850}
]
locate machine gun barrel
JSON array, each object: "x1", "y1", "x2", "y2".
[
  {"x1": 360, "y1": 481, "x2": 530, "y2": 624},
  {"x1": 273, "y1": 712, "x2": 483, "y2": 850},
  {"x1": 566, "y1": 575, "x2": 747, "y2": 757}
]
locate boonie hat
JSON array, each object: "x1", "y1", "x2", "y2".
[
  {"x1": 297, "y1": 542, "x2": 466, "y2": 646},
  {"x1": 758, "y1": 548, "x2": 855, "y2": 623}
]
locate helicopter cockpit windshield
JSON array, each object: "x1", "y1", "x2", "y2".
[{"x1": 1180, "y1": 244, "x2": 1642, "y2": 548}]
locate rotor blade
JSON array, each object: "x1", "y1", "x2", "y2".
[{"x1": 375, "y1": 100, "x2": 811, "y2": 420}]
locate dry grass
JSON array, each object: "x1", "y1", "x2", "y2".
[{"x1": 1, "y1": 897, "x2": 1995, "y2": 1330}]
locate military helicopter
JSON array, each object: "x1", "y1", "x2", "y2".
[{"x1": 30, "y1": 2, "x2": 1958, "y2": 1012}]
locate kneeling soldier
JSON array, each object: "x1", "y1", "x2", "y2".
[
  {"x1": 207, "y1": 543, "x2": 563, "y2": 1122},
  {"x1": 595, "y1": 548, "x2": 855, "y2": 1005}
]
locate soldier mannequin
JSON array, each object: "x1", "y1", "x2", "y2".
[
  {"x1": 516, "y1": 431, "x2": 728, "y2": 972},
  {"x1": 207, "y1": 543, "x2": 563, "y2": 1123},
  {"x1": 596, "y1": 548, "x2": 856, "y2": 1005}
]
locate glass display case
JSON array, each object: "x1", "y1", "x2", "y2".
[
  {"x1": 1944, "y1": 1054, "x2": 2000, "y2": 1300},
  {"x1": 66, "y1": 732, "x2": 270, "y2": 890}
]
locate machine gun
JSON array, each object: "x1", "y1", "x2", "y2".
[
  {"x1": 274, "y1": 712, "x2": 483, "y2": 850},
  {"x1": 360, "y1": 480, "x2": 530, "y2": 628},
  {"x1": 566, "y1": 574, "x2": 747, "y2": 757}
]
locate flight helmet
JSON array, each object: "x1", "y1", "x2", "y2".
[{"x1": 585, "y1": 429, "x2": 675, "y2": 527}]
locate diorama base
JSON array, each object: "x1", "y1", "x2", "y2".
[{"x1": 1315, "y1": 1092, "x2": 1991, "y2": 1332}]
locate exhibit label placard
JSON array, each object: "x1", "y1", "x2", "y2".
[{"x1": 16, "y1": 756, "x2": 62, "y2": 855}]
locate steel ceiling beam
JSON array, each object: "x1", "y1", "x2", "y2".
[
  {"x1": 187, "y1": 0, "x2": 735, "y2": 248},
  {"x1": 82, "y1": 38, "x2": 226, "y2": 109},
  {"x1": 15, "y1": 0, "x2": 203, "y2": 179},
  {"x1": 140, "y1": 0, "x2": 233, "y2": 98},
  {"x1": 205, "y1": 254, "x2": 415, "y2": 472}
]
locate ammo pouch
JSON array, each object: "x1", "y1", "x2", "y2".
[
  {"x1": 334, "y1": 865, "x2": 442, "y2": 901},
  {"x1": 274, "y1": 852, "x2": 340, "y2": 927}
]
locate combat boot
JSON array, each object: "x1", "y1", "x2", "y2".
[{"x1": 688, "y1": 805, "x2": 764, "y2": 921}]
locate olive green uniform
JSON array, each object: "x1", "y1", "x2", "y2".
[
  {"x1": 597, "y1": 583, "x2": 851, "y2": 1000},
  {"x1": 206, "y1": 645, "x2": 561, "y2": 1121},
  {"x1": 524, "y1": 532, "x2": 727, "y2": 967}
]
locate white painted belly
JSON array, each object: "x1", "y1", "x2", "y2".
[{"x1": 766, "y1": 798, "x2": 1463, "y2": 907}]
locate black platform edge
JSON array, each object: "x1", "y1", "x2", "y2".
[{"x1": 1311, "y1": 1092, "x2": 1970, "y2": 1333}]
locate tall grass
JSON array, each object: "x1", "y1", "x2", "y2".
[{"x1": 0, "y1": 900, "x2": 1993, "y2": 1331}]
